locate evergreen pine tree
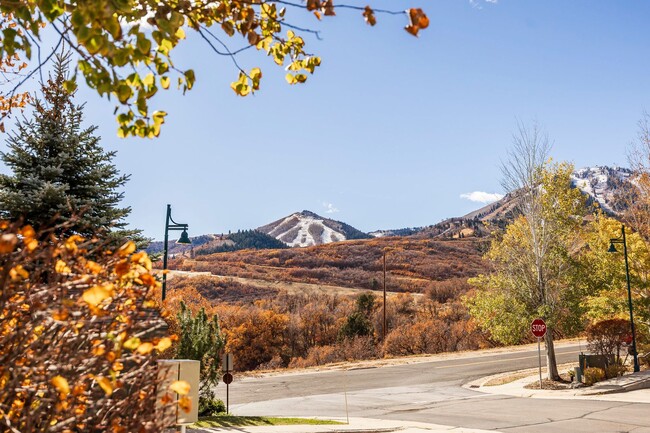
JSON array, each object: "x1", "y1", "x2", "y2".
[{"x1": 0, "y1": 55, "x2": 141, "y2": 244}]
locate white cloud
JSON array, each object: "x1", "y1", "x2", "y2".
[
  {"x1": 322, "y1": 202, "x2": 339, "y2": 214},
  {"x1": 460, "y1": 191, "x2": 504, "y2": 204},
  {"x1": 469, "y1": 0, "x2": 497, "y2": 9}
]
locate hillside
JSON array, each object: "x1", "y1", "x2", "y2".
[{"x1": 175, "y1": 235, "x2": 488, "y2": 295}]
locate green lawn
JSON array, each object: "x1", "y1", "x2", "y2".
[{"x1": 192, "y1": 415, "x2": 345, "y2": 428}]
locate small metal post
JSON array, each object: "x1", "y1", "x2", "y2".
[{"x1": 538, "y1": 337, "x2": 543, "y2": 389}]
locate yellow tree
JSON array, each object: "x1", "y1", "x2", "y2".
[
  {"x1": 467, "y1": 125, "x2": 587, "y2": 380},
  {"x1": 0, "y1": 2, "x2": 428, "y2": 138},
  {"x1": 577, "y1": 214, "x2": 650, "y2": 334}
]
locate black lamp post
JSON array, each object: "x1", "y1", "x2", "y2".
[
  {"x1": 608, "y1": 224, "x2": 640, "y2": 372},
  {"x1": 162, "y1": 204, "x2": 191, "y2": 301}
]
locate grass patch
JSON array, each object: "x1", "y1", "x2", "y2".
[
  {"x1": 192, "y1": 415, "x2": 345, "y2": 428},
  {"x1": 482, "y1": 363, "x2": 577, "y2": 387},
  {"x1": 483, "y1": 371, "x2": 534, "y2": 386}
]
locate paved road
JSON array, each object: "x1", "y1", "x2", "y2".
[{"x1": 217, "y1": 343, "x2": 650, "y2": 433}]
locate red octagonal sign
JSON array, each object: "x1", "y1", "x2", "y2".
[{"x1": 531, "y1": 318, "x2": 547, "y2": 338}]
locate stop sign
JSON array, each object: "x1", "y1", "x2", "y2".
[{"x1": 531, "y1": 318, "x2": 547, "y2": 338}]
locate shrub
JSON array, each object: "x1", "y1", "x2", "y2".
[
  {"x1": 583, "y1": 367, "x2": 606, "y2": 386},
  {"x1": 586, "y1": 318, "x2": 631, "y2": 366},
  {"x1": 604, "y1": 364, "x2": 626, "y2": 379},
  {"x1": 289, "y1": 345, "x2": 341, "y2": 368},
  {"x1": 199, "y1": 396, "x2": 226, "y2": 416},
  {"x1": 0, "y1": 225, "x2": 176, "y2": 432}
]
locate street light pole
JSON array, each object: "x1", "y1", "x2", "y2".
[
  {"x1": 162, "y1": 204, "x2": 191, "y2": 301},
  {"x1": 608, "y1": 224, "x2": 640, "y2": 372}
]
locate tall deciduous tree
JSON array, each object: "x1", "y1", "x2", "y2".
[
  {"x1": 467, "y1": 124, "x2": 587, "y2": 380},
  {"x1": 0, "y1": 55, "x2": 141, "y2": 244}
]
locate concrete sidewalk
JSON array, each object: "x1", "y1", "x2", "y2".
[
  {"x1": 189, "y1": 417, "x2": 497, "y2": 433},
  {"x1": 466, "y1": 369, "x2": 650, "y2": 402}
]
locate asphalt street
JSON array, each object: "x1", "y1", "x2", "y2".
[{"x1": 216, "y1": 343, "x2": 650, "y2": 433}]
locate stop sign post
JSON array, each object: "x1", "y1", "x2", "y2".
[{"x1": 531, "y1": 318, "x2": 546, "y2": 389}]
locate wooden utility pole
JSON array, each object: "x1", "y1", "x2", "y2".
[{"x1": 383, "y1": 250, "x2": 387, "y2": 340}]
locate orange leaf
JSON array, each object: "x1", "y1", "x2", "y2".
[
  {"x1": 20, "y1": 225, "x2": 35, "y2": 239},
  {"x1": 179, "y1": 396, "x2": 192, "y2": 413},
  {"x1": 51, "y1": 376, "x2": 70, "y2": 396}
]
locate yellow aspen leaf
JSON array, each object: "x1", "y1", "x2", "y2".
[
  {"x1": 82, "y1": 285, "x2": 113, "y2": 307},
  {"x1": 143, "y1": 299, "x2": 156, "y2": 308},
  {"x1": 9, "y1": 265, "x2": 29, "y2": 281},
  {"x1": 85, "y1": 261, "x2": 103, "y2": 274},
  {"x1": 179, "y1": 396, "x2": 192, "y2": 413},
  {"x1": 96, "y1": 376, "x2": 113, "y2": 396},
  {"x1": 155, "y1": 337, "x2": 172, "y2": 352},
  {"x1": 51, "y1": 376, "x2": 70, "y2": 396},
  {"x1": 25, "y1": 238, "x2": 38, "y2": 251},
  {"x1": 0, "y1": 233, "x2": 18, "y2": 253},
  {"x1": 161, "y1": 76, "x2": 170, "y2": 89},
  {"x1": 112, "y1": 361, "x2": 124, "y2": 372},
  {"x1": 136, "y1": 342, "x2": 154, "y2": 355},
  {"x1": 170, "y1": 380, "x2": 190, "y2": 395},
  {"x1": 65, "y1": 235, "x2": 84, "y2": 252},
  {"x1": 123, "y1": 337, "x2": 141, "y2": 350},
  {"x1": 55, "y1": 260, "x2": 71, "y2": 274},
  {"x1": 117, "y1": 241, "x2": 136, "y2": 257}
]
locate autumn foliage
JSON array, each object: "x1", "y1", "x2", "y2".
[
  {"x1": 0, "y1": 223, "x2": 183, "y2": 432},
  {"x1": 165, "y1": 274, "x2": 487, "y2": 372},
  {"x1": 179, "y1": 237, "x2": 487, "y2": 294}
]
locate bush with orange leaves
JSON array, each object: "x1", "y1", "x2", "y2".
[{"x1": 0, "y1": 223, "x2": 185, "y2": 433}]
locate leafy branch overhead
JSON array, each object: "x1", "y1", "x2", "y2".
[{"x1": 0, "y1": 1, "x2": 428, "y2": 138}]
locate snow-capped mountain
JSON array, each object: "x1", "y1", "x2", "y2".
[
  {"x1": 462, "y1": 165, "x2": 633, "y2": 223},
  {"x1": 257, "y1": 210, "x2": 369, "y2": 247},
  {"x1": 570, "y1": 166, "x2": 632, "y2": 214}
]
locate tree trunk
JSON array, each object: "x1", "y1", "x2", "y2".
[{"x1": 544, "y1": 328, "x2": 560, "y2": 380}]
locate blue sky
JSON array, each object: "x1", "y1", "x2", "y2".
[{"x1": 3, "y1": 1, "x2": 650, "y2": 240}]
